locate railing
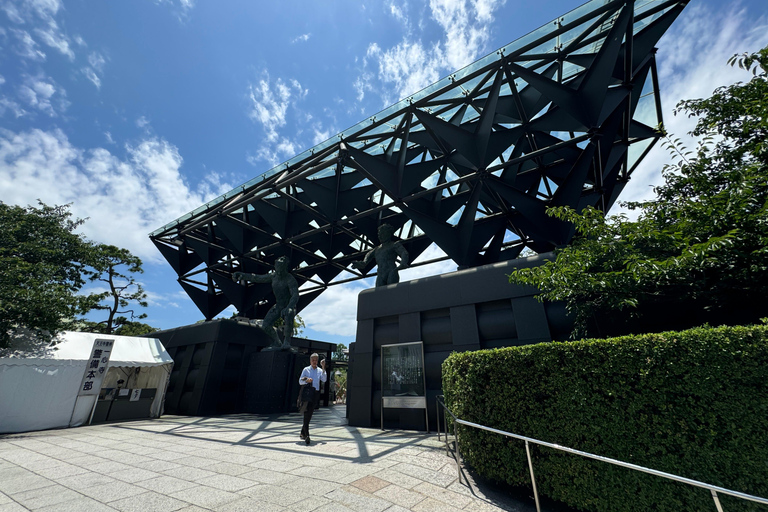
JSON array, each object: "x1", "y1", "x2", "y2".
[{"x1": 435, "y1": 395, "x2": 768, "y2": 512}]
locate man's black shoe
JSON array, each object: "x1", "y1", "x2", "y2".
[{"x1": 305, "y1": 436, "x2": 311, "y2": 445}]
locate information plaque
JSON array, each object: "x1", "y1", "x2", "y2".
[{"x1": 381, "y1": 341, "x2": 428, "y2": 431}]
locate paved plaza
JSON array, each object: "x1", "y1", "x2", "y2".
[{"x1": 0, "y1": 406, "x2": 547, "y2": 512}]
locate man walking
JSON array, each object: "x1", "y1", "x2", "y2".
[{"x1": 299, "y1": 353, "x2": 326, "y2": 445}]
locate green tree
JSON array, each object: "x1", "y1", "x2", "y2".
[
  {"x1": 80, "y1": 244, "x2": 149, "y2": 334},
  {"x1": 334, "y1": 343, "x2": 348, "y2": 361},
  {"x1": 509, "y1": 47, "x2": 768, "y2": 338},
  {"x1": 75, "y1": 318, "x2": 157, "y2": 336},
  {"x1": 0, "y1": 202, "x2": 92, "y2": 351}
]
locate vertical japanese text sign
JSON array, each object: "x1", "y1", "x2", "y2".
[{"x1": 77, "y1": 339, "x2": 114, "y2": 396}]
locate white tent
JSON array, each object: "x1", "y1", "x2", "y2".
[{"x1": 0, "y1": 332, "x2": 173, "y2": 434}]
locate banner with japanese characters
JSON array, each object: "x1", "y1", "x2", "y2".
[{"x1": 77, "y1": 339, "x2": 114, "y2": 396}]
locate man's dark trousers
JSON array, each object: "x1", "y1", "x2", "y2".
[{"x1": 301, "y1": 389, "x2": 319, "y2": 437}]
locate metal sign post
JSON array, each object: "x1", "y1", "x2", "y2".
[{"x1": 380, "y1": 341, "x2": 429, "y2": 432}]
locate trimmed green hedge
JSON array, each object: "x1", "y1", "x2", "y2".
[{"x1": 442, "y1": 325, "x2": 768, "y2": 511}]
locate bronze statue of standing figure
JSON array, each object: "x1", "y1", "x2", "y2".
[
  {"x1": 352, "y1": 224, "x2": 409, "y2": 287},
  {"x1": 233, "y1": 256, "x2": 299, "y2": 349}
]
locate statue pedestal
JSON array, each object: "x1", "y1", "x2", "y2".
[{"x1": 244, "y1": 351, "x2": 310, "y2": 413}]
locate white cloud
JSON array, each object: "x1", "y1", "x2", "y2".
[
  {"x1": 388, "y1": 1, "x2": 409, "y2": 25},
  {"x1": 17, "y1": 75, "x2": 67, "y2": 116},
  {"x1": 300, "y1": 281, "x2": 369, "y2": 337},
  {"x1": 0, "y1": 128, "x2": 232, "y2": 262},
  {"x1": 136, "y1": 115, "x2": 150, "y2": 129},
  {"x1": 619, "y1": 3, "x2": 768, "y2": 209},
  {"x1": 10, "y1": 29, "x2": 46, "y2": 61},
  {"x1": 3, "y1": 0, "x2": 73, "y2": 60},
  {"x1": 367, "y1": 39, "x2": 443, "y2": 104},
  {"x1": 246, "y1": 73, "x2": 309, "y2": 165},
  {"x1": 0, "y1": 97, "x2": 26, "y2": 117},
  {"x1": 83, "y1": 51, "x2": 107, "y2": 89},
  {"x1": 291, "y1": 33, "x2": 311, "y2": 43},
  {"x1": 34, "y1": 21, "x2": 73, "y2": 60},
  {"x1": 155, "y1": 0, "x2": 195, "y2": 21},
  {"x1": 360, "y1": 0, "x2": 505, "y2": 104}
]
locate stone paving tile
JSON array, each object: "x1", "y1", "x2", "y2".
[
  {"x1": 325, "y1": 487, "x2": 392, "y2": 512},
  {"x1": 89, "y1": 481, "x2": 147, "y2": 502},
  {"x1": 372, "y1": 468, "x2": 425, "y2": 489},
  {"x1": 162, "y1": 465, "x2": 219, "y2": 481},
  {"x1": 0, "y1": 493, "x2": 11, "y2": 505},
  {"x1": 239, "y1": 468, "x2": 301, "y2": 485},
  {"x1": 0, "y1": 473, "x2": 55, "y2": 495},
  {"x1": 106, "y1": 467, "x2": 162, "y2": 484},
  {"x1": 35, "y1": 496, "x2": 119, "y2": 512},
  {"x1": 0, "y1": 502, "x2": 36, "y2": 512},
  {"x1": 146, "y1": 450, "x2": 188, "y2": 462},
  {"x1": 108, "y1": 490, "x2": 189, "y2": 512},
  {"x1": 0, "y1": 466, "x2": 31, "y2": 481},
  {"x1": 167, "y1": 455, "x2": 213, "y2": 468},
  {"x1": 56, "y1": 471, "x2": 113, "y2": 489},
  {"x1": 248, "y1": 458, "x2": 302, "y2": 473},
  {"x1": 412, "y1": 481, "x2": 474, "y2": 509},
  {"x1": 89, "y1": 460, "x2": 134, "y2": 474},
  {"x1": 218, "y1": 497, "x2": 290, "y2": 512},
  {"x1": 9, "y1": 483, "x2": 82, "y2": 509},
  {"x1": 411, "y1": 496, "x2": 465, "y2": 512},
  {"x1": 373, "y1": 484, "x2": 428, "y2": 509},
  {"x1": 238, "y1": 483, "x2": 308, "y2": 505},
  {"x1": 33, "y1": 463, "x2": 91, "y2": 480},
  {"x1": 134, "y1": 459, "x2": 183, "y2": 473},
  {"x1": 287, "y1": 496, "x2": 334, "y2": 512},
  {"x1": 195, "y1": 474, "x2": 258, "y2": 492},
  {"x1": 205, "y1": 461, "x2": 254, "y2": 475},
  {"x1": 382, "y1": 506, "x2": 412, "y2": 512},
  {"x1": 350, "y1": 475, "x2": 391, "y2": 493},
  {"x1": 168, "y1": 485, "x2": 242, "y2": 509},
  {"x1": 135, "y1": 475, "x2": 198, "y2": 494},
  {"x1": 283, "y1": 476, "x2": 344, "y2": 496},
  {"x1": 392, "y1": 462, "x2": 457, "y2": 487}
]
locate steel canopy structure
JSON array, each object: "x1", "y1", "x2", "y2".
[{"x1": 151, "y1": 0, "x2": 688, "y2": 321}]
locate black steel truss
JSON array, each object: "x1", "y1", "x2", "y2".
[{"x1": 150, "y1": 0, "x2": 688, "y2": 320}]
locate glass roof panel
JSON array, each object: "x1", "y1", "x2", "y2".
[{"x1": 150, "y1": 0, "x2": 658, "y2": 237}]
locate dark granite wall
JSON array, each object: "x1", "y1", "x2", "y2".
[{"x1": 348, "y1": 253, "x2": 572, "y2": 430}]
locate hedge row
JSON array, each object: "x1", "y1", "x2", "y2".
[{"x1": 442, "y1": 325, "x2": 768, "y2": 511}]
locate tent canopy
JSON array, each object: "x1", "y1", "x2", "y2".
[
  {"x1": 50, "y1": 331, "x2": 173, "y2": 367},
  {"x1": 0, "y1": 332, "x2": 173, "y2": 434}
]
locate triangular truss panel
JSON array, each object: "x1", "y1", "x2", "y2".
[{"x1": 150, "y1": 0, "x2": 687, "y2": 320}]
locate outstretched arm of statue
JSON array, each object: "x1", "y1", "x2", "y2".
[
  {"x1": 395, "y1": 242, "x2": 409, "y2": 270},
  {"x1": 232, "y1": 271, "x2": 273, "y2": 284},
  {"x1": 351, "y1": 247, "x2": 376, "y2": 271}
]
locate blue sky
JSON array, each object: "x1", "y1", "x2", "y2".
[{"x1": 1, "y1": 0, "x2": 767, "y2": 346}]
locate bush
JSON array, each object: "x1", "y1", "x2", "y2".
[{"x1": 442, "y1": 325, "x2": 768, "y2": 511}]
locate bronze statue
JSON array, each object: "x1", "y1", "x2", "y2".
[
  {"x1": 352, "y1": 224, "x2": 409, "y2": 287},
  {"x1": 233, "y1": 256, "x2": 298, "y2": 349}
]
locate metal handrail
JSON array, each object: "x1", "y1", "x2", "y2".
[{"x1": 435, "y1": 395, "x2": 768, "y2": 512}]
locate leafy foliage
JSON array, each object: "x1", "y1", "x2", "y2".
[
  {"x1": 79, "y1": 244, "x2": 149, "y2": 334},
  {"x1": 0, "y1": 202, "x2": 92, "y2": 351},
  {"x1": 442, "y1": 325, "x2": 768, "y2": 512},
  {"x1": 334, "y1": 343, "x2": 348, "y2": 361},
  {"x1": 509, "y1": 47, "x2": 768, "y2": 338},
  {"x1": 75, "y1": 318, "x2": 157, "y2": 336}
]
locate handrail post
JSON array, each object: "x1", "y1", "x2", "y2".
[
  {"x1": 455, "y1": 421, "x2": 462, "y2": 485},
  {"x1": 443, "y1": 401, "x2": 450, "y2": 457},
  {"x1": 436, "y1": 398, "x2": 441, "y2": 442},
  {"x1": 525, "y1": 440, "x2": 542, "y2": 512},
  {"x1": 711, "y1": 490, "x2": 725, "y2": 512}
]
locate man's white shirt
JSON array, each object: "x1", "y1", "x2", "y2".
[{"x1": 299, "y1": 366, "x2": 327, "y2": 391}]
